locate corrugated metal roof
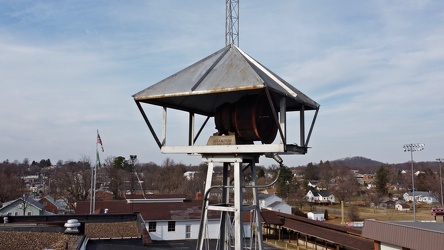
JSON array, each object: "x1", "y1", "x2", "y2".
[
  {"x1": 271, "y1": 211, "x2": 373, "y2": 250},
  {"x1": 362, "y1": 219, "x2": 444, "y2": 250},
  {"x1": 133, "y1": 44, "x2": 319, "y2": 116}
]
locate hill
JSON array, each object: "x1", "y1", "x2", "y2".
[
  {"x1": 331, "y1": 156, "x2": 384, "y2": 169},
  {"x1": 294, "y1": 156, "x2": 438, "y2": 174}
]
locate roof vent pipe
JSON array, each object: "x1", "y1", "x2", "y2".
[{"x1": 64, "y1": 219, "x2": 81, "y2": 234}]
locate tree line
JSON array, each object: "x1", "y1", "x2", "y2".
[{"x1": 1, "y1": 156, "x2": 442, "y2": 213}]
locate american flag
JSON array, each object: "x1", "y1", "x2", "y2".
[{"x1": 97, "y1": 132, "x2": 104, "y2": 152}]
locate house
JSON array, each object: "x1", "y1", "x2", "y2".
[
  {"x1": 21, "y1": 175, "x2": 40, "y2": 186},
  {"x1": 0, "y1": 196, "x2": 54, "y2": 216},
  {"x1": 403, "y1": 191, "x2": 438, "y2": 204},
  {"x1": 183, "y1": 171, "x2": 198, "y2": 180},
  {"x1": 37, "y1": 195, "x2": 65, "y2": 214},
  {"x1": 307, "y1": 181, "x2": 319, "y2": 189},
  {"x1": 378, "y1": 198, "x2": 395, "y2": 209},
  {"x1": 307, "y1": 212, "x2": 324, "y2": 221},
  {"x1": 415, "y1": 171, "x2": 425, "y2": 176},
  {"x1": 395, "y1": 203, "x2": 410, "y2": 212},
  {"x1": 257, "y1": 194, "x2": 292, "y2": 214},
  {"x1": 305, "y1": 190, "x2": 335, "y2": 204}
]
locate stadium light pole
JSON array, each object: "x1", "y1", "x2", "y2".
[
  {"x1": 403, "y1": 143, "x2": 425, "y2": 222},
  {"x1": 437, "y1": 158, "x2": 444, "y2": 207}
]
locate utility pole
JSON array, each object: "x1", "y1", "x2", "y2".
[{"x1": 437, "y1": 158, "x2": 444, "y2": 207}]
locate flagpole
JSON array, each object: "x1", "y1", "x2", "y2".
[
  {"x1": 89, "y1": 159, "x2": 95, "y2": 214},
  {"x1": 90, "y1": 129, "x2": 99, "y2": 214},
  {"x1": 90, "y1": 130, "x2": 97, "y2": 214},
  {"x1": 92, "y1": 148, "x2": 97, "y2": 213},
  {"x1": 91, "y1": 129, "x2": 104, "y2": 214},
  {"x1": 94, "y1": 129, "x2": 100, "y2": 213}
]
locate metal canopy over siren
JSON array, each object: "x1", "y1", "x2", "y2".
[
  {"x1": 133, "y1": 44, "x2": 319, "y2": 155},
  {"x1": 133, "y1": 1, "x2": 319, "y2": 249}
]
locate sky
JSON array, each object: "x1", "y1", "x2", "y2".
[{"x1": 0, "y1": 1, "x2": 443, "y2": 167}]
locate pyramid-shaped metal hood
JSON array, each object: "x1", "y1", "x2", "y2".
[{"x1": 133, "y1": 44, "x2": 319, "y2": 116}]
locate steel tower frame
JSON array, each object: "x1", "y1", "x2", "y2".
[
  {"x1": 226, "y1": 0, "x2": 239, "y2": 46},
  {"x1": 197, "y1": 154, "x2": 264, "y2": 250}
]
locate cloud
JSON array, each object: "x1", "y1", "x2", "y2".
[{"x1": 0, "y1": 1, "x2": 443, "y2": 166}]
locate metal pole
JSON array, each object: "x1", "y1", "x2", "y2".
[
  {"x1": 437, "y1": 158, "x2": 444, "y2": 207},
  {"x1": 92, "y1": 162, "x2": 97, "y2": 212},
  {"x1": 403, "y1": 143, "x2": 425, "y2": 222},
  {"x1": 234, "y1": 161, "x2": 243, "y2": 250},
  {"x1": 410, "y1": 150, "x2": 416, "y2": 222},
  {"x1": 439, "y1": 162, "x2": 443, "y2": 207},
  {"x1": 89, "y1": 165, "x2": 94, "y2": 214}
]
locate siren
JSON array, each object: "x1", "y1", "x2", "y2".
[{"x1": 214, "y1": 92, "x2": 278, "y2": 144}]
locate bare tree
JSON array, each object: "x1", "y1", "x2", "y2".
[
  {"x1": 416, "y1": 168, "x2": 441, "y2": 201},
  {"x1": 157, "y1": 158, "x2": 187, "y2": 194},
  {"x1": 139, "y1": 162, "x2": 161, "y2": 193},
  {"x1": 331, "y1": 166, "x2": 360, "y2": 202},
  {"x1": 51, "y1": 159, "x2": 92, "y2": 210},
  {"x1": 318, "y1": 161, "x2": 333, "y2": 189},
  {"x1": 0, "y1": 172, "x2": 24, "y2": 203},
  {"x1": 181, "y1": 163, "x2": 207, "y2": 199},
  {"x1": 19, "y1": 193, "x2": 32, "y2": 216},
  {"x1": 304, "y1": 162, "x2": 319, "y2": 181}
]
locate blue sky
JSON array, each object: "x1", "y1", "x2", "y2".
[{"x1": 1, "y1": 1, "x2": 443, "y2": 167}]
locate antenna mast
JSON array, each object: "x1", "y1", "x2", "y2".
[{"x1": 225, "y1": 0, "x2": 239, "y2": 46}]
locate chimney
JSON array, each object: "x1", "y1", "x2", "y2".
[{"x1": 196, "y1": 191, "x2": 202, "y2": 200}]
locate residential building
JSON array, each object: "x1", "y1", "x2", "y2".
[
  {"x1": 37, "y1": 195, "x2": 65, "y2": 214},
  {"x1": 403, "y1": 191, "x2": 438, "y2": 204},
  {"x1": 307, "y1": 212, "x2": 325, "y2": 221},
  {"x1": 378, "y1": 198, "x2": 396, "y2": 209},
  {"x1": 76, "y1": 195, "x2": 223, "y2": 241},
  {"x1": 395, "y1": 203, "x2": 410, "y2": 212},
  {"x1": 257, "y1": 194, "x2": 292, "y2": 214},
  {"x1": 305, "y1": 190, "x2": 335, "y2": 204},
  {"x1": 0, "y1": 196, "x2": 54, "y2": 216},
  {"x1": 307, "y1": 181, "x2": 319, "y2": 189}
]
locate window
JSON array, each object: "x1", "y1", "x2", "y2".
[
  {"x1": 148, "y1": 222, "x2": 156, "y2": 232},
  {"x1": 185, "y1": 225, "x2": 191, "y2": 238},
  {"x1": 168, "y1": 221, "x2": 176, "y2": 232},
  {"x1": 14, "y1": 212, "x2": 18, "y2": 216},
  {"x1": 27, "y1": 211, "x2": 32, "y2": 216}
]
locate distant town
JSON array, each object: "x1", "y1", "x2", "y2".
[
  {"x1": 1, "y1": 155, "x2": 443, "y2": 210},
  {"x1": 1, "y1": 155, "x2": 443, "y2": 249}
]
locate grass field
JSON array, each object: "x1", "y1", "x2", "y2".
[{"x1": 308, "y1": 203, "x2": 442, "y2": 224}]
